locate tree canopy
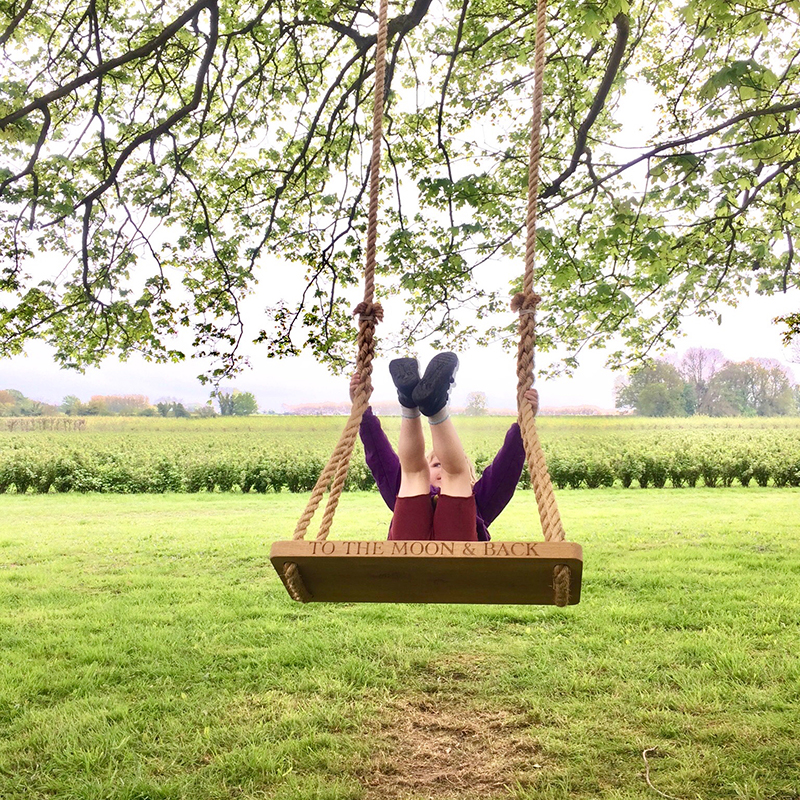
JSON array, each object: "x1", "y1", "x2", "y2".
[
  {"x1": 1, "y1": 0, "x2": 799, "y2": 382},
  {"x1": 615, "y1": 347, "x2": 797, "y2": 415},
  {"x1": 464, "y1": 390, "x2": 488, "y2": 415},
  {"x1": 616, "y1": 359, "x2": 693, "y2": 416},
  {"x1": 0, "y1": 387, "x2": 55, "y2": 415},
  {"x1": 214, "y1": 389, "x2": 259, "y2": 415}
]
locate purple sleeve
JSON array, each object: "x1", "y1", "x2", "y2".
[
  {"x1": 359, "y1": 408, "x2": 401, "y2": 511},
  {"x1": 472, "y1": 423, "x2": 525, "y2": 527}
]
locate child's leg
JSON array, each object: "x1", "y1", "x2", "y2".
[
  {"x1": 413, "y1": 352, "x2": 470, "y2": 496},
  {"x1": 387, "y1": 357, "x2": 435, "y2": 540},
  {"x1": 388, "y1": 357, "x2": 430, "y2": 498},
  {"x1": 397, "y1": 415, "x2": 430, "y2": 497},
  {"x1": 392, "y1": 417, "x2": 436, "y2": 540},
  {"x1": 390, "y1": 494, "x2": 434, "y2": 540},
  {"x1": 415, "y1": 353, "x2": 475, "y2": 540},
  {"x1": 429, "y1": 417, "x2": 472, "y2": 497},
  {"x1": 432, "y1": 495, "x2": 477, "y2": 541}
]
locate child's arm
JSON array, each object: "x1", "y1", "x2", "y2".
[
  {"x1": 472, "y1": 388, "x2": 539, "y2": 525},
  {"x1": 472, "y1": 423, "x2": 525, "y2": 526},
  {"x1": 353, "y1": 374, "x2": 402, "y2": 510}
]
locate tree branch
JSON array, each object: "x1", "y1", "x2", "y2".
[
  {"x1": 0, "y1": 0, "x2": 33, "y2": 46},
  {"x1": 542, "y1": 12, "x2": 630, "y2": 199},
  {"x1": 78, "y1": 2, "x2": 219, "y2": 209},
  {"x1": 0, "y1": 104, "x2": 50, "y2": 197},
  {"x1": 288, "y1": 0, "x2": 434, "y2": 53},
  {"x1": 436, "y1": 0, "x2": 470, "y2": 232},
  {"x1": 782, "y1": 227, "x2": 794, "y2": 293},
  {"x1": 547, "y1": 99, "x2": 800, "y2": 212},
  {"x1": 387, "y1": 0, "x2": 434, "y2": 39},
  {"x1": 0, "y1": 0, "x2": 215, "y2": 129}
]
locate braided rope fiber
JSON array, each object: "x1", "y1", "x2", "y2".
[
  {"x1": 293, "y1": 0, "x2": 389, "y2": 542},
  {"x1": 516, "y1": 0, "x2": 570, "y2": 605},
  {"x1": 283, "y1": 562, "x2": 313, "y2": 602}
]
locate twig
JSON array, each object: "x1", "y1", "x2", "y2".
[{"x1": 642, "y1": 747, "x2": 682, "y2": 800}]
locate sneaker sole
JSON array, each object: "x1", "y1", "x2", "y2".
[
  {"x1": 389, "y1": 358, "x2": 420, "y2": 407},
  {"x1": 413, "y1": 353, "x2": 459, "y2": 414}
]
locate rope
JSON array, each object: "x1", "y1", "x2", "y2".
[
  {"x1": 293, "y1": 0, "x2": 389, "y2": 542},
  {"x1": 363, "y1": 0, "x2": 389, "y2": 305},
  {"x1": 292, "y1": 0, "x2": 572, "y2": 605},
  {"x1": 283, "y1": 562, "x2": 313, "y2": 602},
  {"x1": 515, "y1": 0, "x2": 569, "y2": 575}
]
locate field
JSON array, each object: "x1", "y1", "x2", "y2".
[
  {"x1": 2, "y1": 415, "x2": 800, "y2": 493},
  {"x1": 1, "y1": 487, "x2": 799, "y2": 799}
]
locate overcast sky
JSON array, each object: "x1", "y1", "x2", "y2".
[{"x1": 2, "y1": 290, "x2": 796, "y2": 413}]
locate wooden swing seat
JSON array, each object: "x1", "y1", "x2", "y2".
[{"x1": 270, "y1": 539, "x2": 582, "y2": 604}]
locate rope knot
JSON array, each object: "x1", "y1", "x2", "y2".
[
  {"x1": 511, "y1": 292, "x2": 542, "y2": 315},
  {"x1": 353, "y1": 301, "x2": 384, "y2": 324}
]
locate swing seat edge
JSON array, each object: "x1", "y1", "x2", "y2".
[{"x1": 269, "y1": 539, "x2": 582, "y2": 605}]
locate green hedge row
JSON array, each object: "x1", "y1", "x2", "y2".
[
  {"x1": 0, "y1": 453, "x2": 376, "y2": 494},
  {"x1": 541, "y1": 449, "x2": 800, "y2": 489},
  {"x1": 1, "y1": 443, "x2": 799, "y2": 493}
]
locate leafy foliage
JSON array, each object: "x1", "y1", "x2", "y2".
[
  {"x1": 156, "y1": 400, "x2": 191, "y2": 417},
  {"x1": 616, "y1": 347, "x2": 798, "y2": 416},
  {"x1": 0, "y1": 0, "x2": 799, "y2": 381},
  {"x1": 214, "y1": 389, "x2": 259, "y2": 415},
  {"x1": 0, "y1": 387, "x2": 57, "y2": 415},
  {"x1": 464, "y1": 390, "x2": 488, "y2": 416},
  {"x1": 776, "y1": 311, "x2": 800, "y2": 346},
  {"x1": 700, "y1": 358, "x2": 797, "y2": 415},
  {"x1": 616, "y1": 360, "x2": 693, "y2": 416}
]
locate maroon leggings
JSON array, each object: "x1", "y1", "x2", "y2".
[{"x1": 389, "y1": 494, "x2": 478, "y2": 541}]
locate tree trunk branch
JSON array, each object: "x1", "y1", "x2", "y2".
[
  {"x1": 543, "y1": 12, "x2": 630, "y2": 199},
  {"x1": 0, "y1": 0, "x2": 215, "y2": 129},
  {"x1": 0, "y1": 0, "x2": 33, "y2": 46}
]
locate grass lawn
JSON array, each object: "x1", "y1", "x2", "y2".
[{"x1": 1, "y1": 488, "x2": 799, "y2": 799}]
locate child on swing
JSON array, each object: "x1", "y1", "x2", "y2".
[{"x1": 350, "y1": 353, "x2": 539, "y2": 542}]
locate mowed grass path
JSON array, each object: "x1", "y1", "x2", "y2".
[{"x1": 1, "y1": 489, "x2": 799, "y2": 799}]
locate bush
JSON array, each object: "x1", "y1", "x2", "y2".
[
  {"x1": 642, "y1": 453, "x2": 669, "y2": 489},
  {"x1": 2, "y1": 419, "x2": 799, "y2": 495},
  {"x1": 751, "y1": 460, "x2": 771, "y2": 487},
  {"x1": 789, "y1": 458, "x2": 800, "y2": 488},
  {"x1": 517, "y1": 462, "x2": 532, "y2": 490},
  {"x1": 546, "y1": 453, "x2": 570, "y2": 490},
  {"x1": 7, "y1": 459, "x2": 35, "y2": 494},
  {"x1": 668, "y1": 450, "x2": 693, "y2": 488},
  {"x1": 345, "y1": 459, "x2": 375, "y2": 491},
  {"x1": 699, "y1": 449, "x2": 721, "y2": 487},
  {"x1": 584, "y1": 457, "x2": 615, "y2": 489},
  {"x1": 614, "y1": 452, "x2": 642, "y2": 489},
  {"x1": 542, "y1": 454, "x2": 562, "y2": 490},
  {"x1": 731, "y1": 456, "x2": 753, "y2": 488},
  {"x1": 151, "y1": 457, "x2": 185, "y2": 492},
  {"x1": 285, "y1": 456, "x2": 324, "y2": 492},
  {"x1": 771, "y1": 455, "x2": 799, "y2": 488}
]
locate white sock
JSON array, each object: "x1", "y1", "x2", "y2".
[
  {"x1": 428, "y1": 406, "x2": 450, "y2": 425},
  {"x1": 401, "y1": 406, "x2": 421, "y2": 419}
]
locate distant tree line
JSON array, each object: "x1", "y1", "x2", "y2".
[
  {"x1": 0, "y1": 390, "x2": 260, "y2": 417},
  {"x1": 616, "y1": 348, "x2": 799, "y2": 417},
  {"x1": 0, "y1": 389, "x2": 58, "y2": 417}
]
